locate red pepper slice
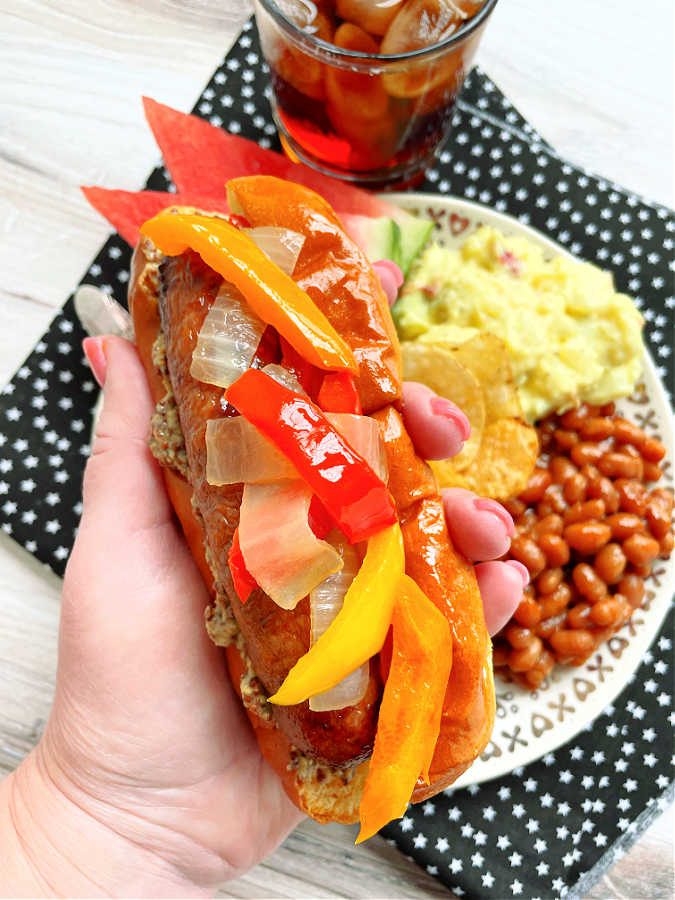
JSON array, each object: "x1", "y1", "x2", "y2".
[
  {"x1": 226, "y1": 369, "x2": 397, "y2": 544},
  {"x1": 317, "y1": 372, "x2": 363, "y2": 415},
  {"x1": 228, "y1": 527, "x2": 257, "y2": 603}
]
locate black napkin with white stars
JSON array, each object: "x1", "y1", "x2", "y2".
[{"x1": 0, "y1": 18, "x2": 672, "y2": 900}]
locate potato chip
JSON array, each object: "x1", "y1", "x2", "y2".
[
  {"x1": 449, "y1": 334, "x2": 523, "y2": 423},
  {"x1": 429, "y1": 458, "x2": 469, "y2": 491},
  {"x1": 402, "y1": 342, "x2": 486, "y2": 468},
  {"x1": 459, "y1": 418, "x2": 539, "y2": 501}
]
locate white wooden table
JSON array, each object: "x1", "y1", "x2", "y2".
[{"x1": 1, "y1": 1, "x2": 672, "y2": 896}]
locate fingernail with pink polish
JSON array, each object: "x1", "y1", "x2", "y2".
[
  {"x1": 505, "y1": 559, "x2": 530, "y2": 587},
  {"x1": 83, "y1": 337, "x2": 107, "y2": 388},
  {"x1": 473, "y1": 498, "x2": 515, "y2": 537},
  {"x1": 430, "y1": 397, "x2": 471, "y2": 441}
]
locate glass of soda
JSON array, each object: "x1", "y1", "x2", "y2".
[{"x1": 253, "y1": 0, "x2": 499, "y2": 189}]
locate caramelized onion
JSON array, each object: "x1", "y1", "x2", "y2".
[
  {"x1": 190, "y1": 282, "x2": 265, "y2": 388},
  {"x1": 239, "y1": 480, "x2": 343, "y2": 609},
  {"x1": 245, "y1": 226, "x2": 305, "y2": 275},
  {"x1": 309, "y1": 535, "x2": 369, "y2": 712},
  {"x1": 205, "y1": 417, "x2": 296, "y2": 485},
  {"x1": 325, "y1": 413, "x2": 388, "y2": 483}
]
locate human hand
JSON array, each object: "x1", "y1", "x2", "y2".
[{"x1": 1, "y1": 338, "x2": 524, "y2": 897}]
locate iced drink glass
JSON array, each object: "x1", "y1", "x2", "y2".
[{"x1": 253, "y1": 0, "x2": 499, "y2": 188}]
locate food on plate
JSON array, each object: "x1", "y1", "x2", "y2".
[
  {"x1": 125, "y1": 174, "x2": 495, "y2": 840},
  {"x1": 436, "y1": 419, "x2": 540, "y2": 502},
  {"x1": 401, "y1": 337, "x2": 539, "y2": 499},
  {"x1": 494, "y1": 402, "x2": 673, "y2": 688},
  {"x1": 393, "y1": 226, "x2": 644, "y2": 423}
]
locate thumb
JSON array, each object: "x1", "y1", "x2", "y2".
[{"x1": 80, "y1": 335, "x2": 173, "y2": 534}]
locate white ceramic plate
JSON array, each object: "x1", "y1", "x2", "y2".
[{"x1": 387, "y1": 193, "x2": 675, "y2": 788}]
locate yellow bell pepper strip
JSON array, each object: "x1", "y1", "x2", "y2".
[
  {"x1": 268, "y1": 522, "x2": 404, "y2": 706},
  {"x1": 356, "y1": 574, "x2": 452, "y2": 844},
  {"x1": 140, "y1": 212, "x2": 357, "y2": 374}
]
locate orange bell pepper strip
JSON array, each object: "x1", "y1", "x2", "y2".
[
  {"x1": 356, "y1": 574, "x2": 452, "y2": 844},
  {"x1": 268, "y1": 522, "x2": 404, "y2": 706},
  {"x1": 140, "y1": 212, "x2": 357, "y2": 374}
]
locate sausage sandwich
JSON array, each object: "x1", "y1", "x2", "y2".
[{"x1": 128, "y1": 175, "x2": 495, "y2": 840}]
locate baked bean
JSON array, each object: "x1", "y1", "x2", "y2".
[
  {"x1": 492, "y1": 643, "x2": 510, "y2": 667},
  {"x1": 580, "y1": 464, "x2": 601, "y2": 481},
  {"x1": 643, "y1": 462, "x2": 663, "y2": 482},
  {"x1": 539, "y1": 582, "x2": 572, "y2": 619},
  {"x1": 587, "y1": 476, "x2": 620, "y2": 513},
  {"x1": 646, "y1": 496, "x2": 672, "y2": 540},
  {"x1": 533, "y1": 513, "x2": 564, "y2": 540},
  {"x1": 621, "y1": 444, "x2": 641, "y2": 459},
  {"x1": 564, "y1": 521, "x2": 612, "y2": 555},
  {"x1": 598, "y1": 452, "x2": 643, "y2": 480},
  {"x1": 536, "y1": 567, "x2": 564, "y2": 595},
  {"x1": 615, "y1": 479, "x2": 648, "y2": 516},
  {"x1": 642, "y1": 437, "x2": 666, "y2": 463},
  {"x1": 509, "y1": 637, "x2": 543, "y2": 672},
  {"x1": 503, "y1": 498, "x2": 526, "y2": 519},
  {"x1": 651, "y1": 488, "x2": 674, "y2": 514},
  {"x1": 509, "y1": 536, "x2": 547, "y2": 576},
  {"x1": 580, "y1": 417, "x2": 615, "y2": 441},
  {"x1": 564, "y1": 498, "x2": 606, "y2": 525},
  {"x1": 537, "y1": 533, "x2": 571, "y2": 567},
  {"x1": 560, "y1": 404, "x2": 594, "y2": 430},
  {"x1": 572, "y1": 563, "x2": 607, "y2": 602},
  {"x1": 618, "y1": 574, "x2": 645, "y2": 609},
  {"x1": 537, "y1": 612, "x2": 567, "y2": 639},
  {"x1": 613, "y1": 418, "x2": 646, "y2": 448},
  {"x1": 589, "y1": 597, "x2": 625, "y2": 627},
  {"x1": 629, "y1": 562, "x2": 653, "y2": 578},
  {"x1": 513, "y1": 597, "x2": 542, "y2": 629},
  {"x1": 549, "y1": 456, "x2": 579, "y2": 485},
  {"x1": 550, "y1": 629, "x2": 594, "y2": 657},
  {"x1": 567, "y1": 602, "x2": 592, "y2": 629},
  {"x1": 599, "y1": 402, "x2": 616, "y2": 417},
  {"x1": 605, "y1": 512, "x2": 644, "y2": 540},
  {"x1": 563, "y1": 472, "x2": 587, "y2": 505},
  {"x1": 519, "y1": 467, "x2": 552, "y2": 503},
  {"x1": 571, "y1": 442, "x2": 606, "y2": 467},
  {"x1": 503, "y1": 624, "x2": 535, "y2": 649},
  {"x1": 659, "y1": 532, "x2": 674, "y2": 558},
  {"x1": 542, "y1": 484, "x2": 568, "y2": 515},
  {"x1": 593, "y1": 542, "x2": 627, "y2": 584},
  {"x1": 524, "y1": 669, "x2": 546, "y2": 688},
  {"x1": 623, "y1": 533, "x2": 660, "y2": 567},
  {"x1": 554, "y1": 428, "x2": 579, "y2": 450}
]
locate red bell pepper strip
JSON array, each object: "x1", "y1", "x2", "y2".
[
  {"x1": 226, "y1": 369, "x2": 397, "y2": 544},
  {"x1": 228, "y1": 527, "x2": 257, "y2": 603},
  {"x1": 317, "y1": 371, "x2": 362, "y2": 415}
]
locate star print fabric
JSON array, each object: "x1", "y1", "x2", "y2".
[{"x1": 0, "y1": 19, "x2": 672, "y2": 900}]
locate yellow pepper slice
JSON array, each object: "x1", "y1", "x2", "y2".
[
  {"x1": 140, "y1": 212, "x2": 357, "y2": 374},
  {"x1": 268, "y1": 522, "x2": 404, "y2": 706},
  {"x1": 356, "y1": 574, "x2": 452, "y2": 844}
]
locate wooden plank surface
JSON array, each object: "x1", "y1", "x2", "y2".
[{"x1": 0, "y1": 0, "x2": 673, "y2": 897}]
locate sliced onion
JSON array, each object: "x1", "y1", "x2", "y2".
[
  {"x1": 245, "y1": 226, "x2": 305, "y2": 275},
  {"x1": 205, "y1": 417, "x2": 296, "y2": 484},
  {"x1": 260, "y1": 363, "x2": 306, "y2": 394},
  {"x1": 325, "y1": 413, "x2": 388, "y2": 483},
  {"x1": 309, "y1": 535, "x2": 369, "y2": 712},
  {"x1": 190, "y1": 282, "x2": 265, "y2": 388},
  {"x1": 239, "y1": 480, "x2": 343, "y2": 610}
]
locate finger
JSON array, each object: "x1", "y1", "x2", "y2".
[
  {"x1": 402, "y1": 381, "x2": 470, "y2": 460},
  {"x1": 80, "y1": 335, "x2": 173, "y2": 534},
  {"x1": 475, "y1": 561, "x2": 529, "y2": 637},
  {"x1": 442, "y1": 487, "x2": 515, "y2": 561},
  {"x1": 372, "y1": 260, "x2": 403, "y2": 307}
]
